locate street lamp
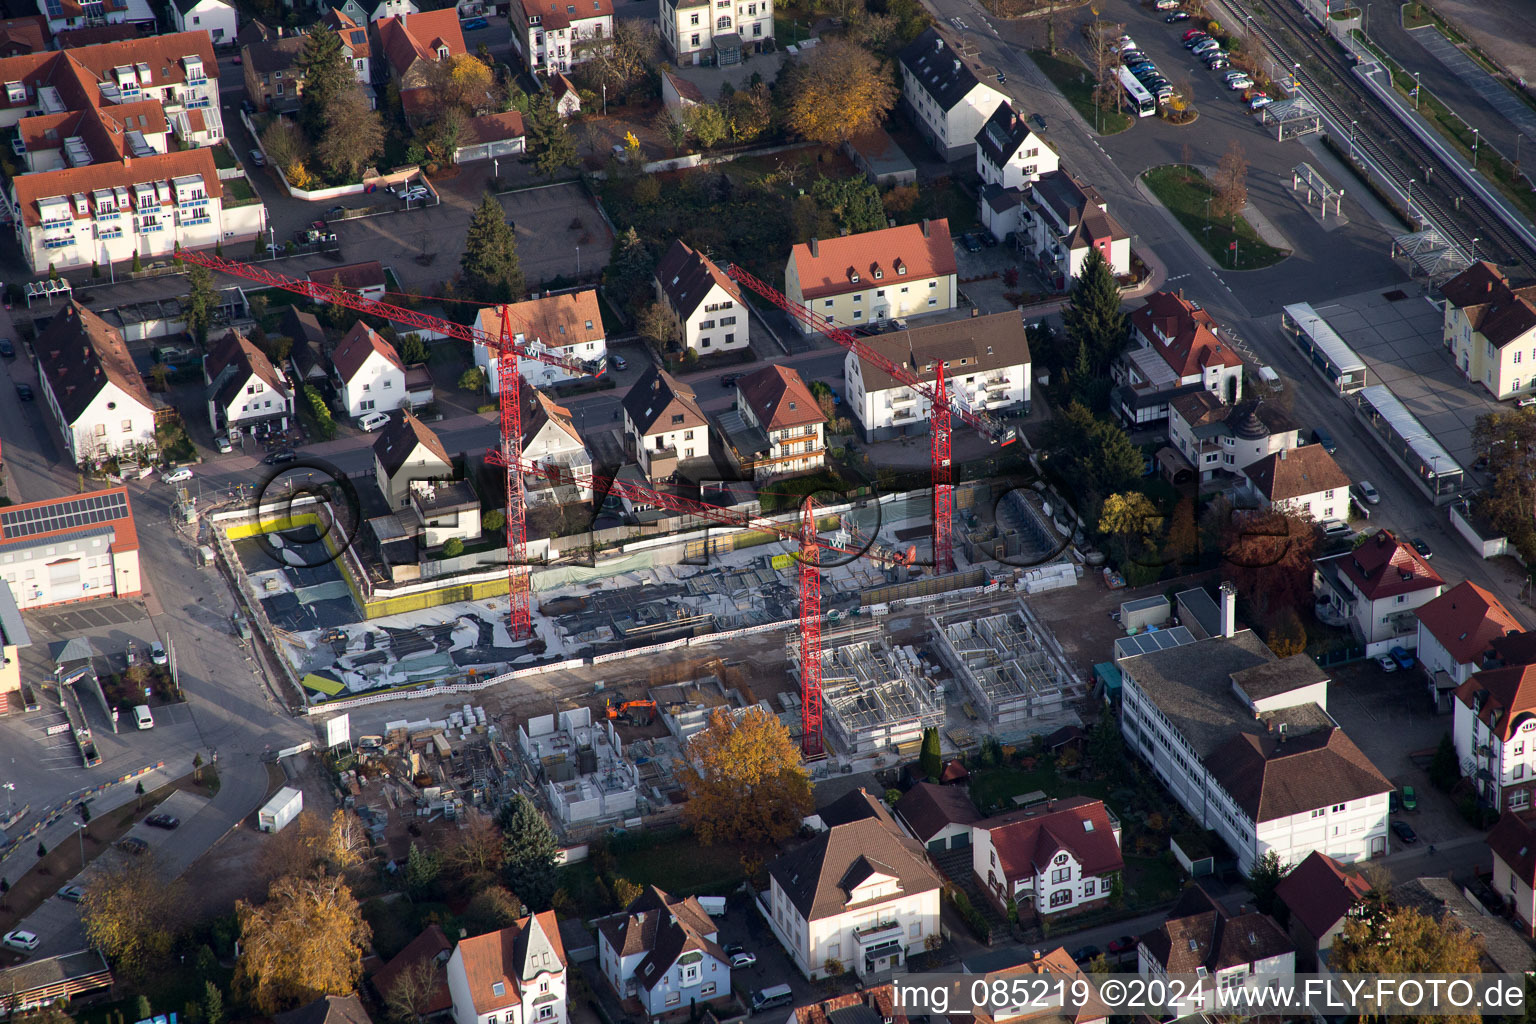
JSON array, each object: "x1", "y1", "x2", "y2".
[
  {"x1": 1292, "y1": 63, "x2": 1301, "y2": 91},
  {"x1": 1350, "y1": 120, "x2": 1358, "y2": 160},
  {"x1": 1472, "y1": 237, "x2": 1480, "y2": 262},
  {"x1": 1413, "y1": 71, "x2": 1421, "y2": 111},
  {"x1": 1473, "y1": 127, "x2": 1481, "y2": 168},
  {"x1": 1407, "y1": 177, "x2": 1416, "y2": 219},
  {"x1": 73, "y1": 819, "x2": 85, "y2": 866},
  {"x1": 2, "y1": 782, "x2": 12, "y2": 816}
]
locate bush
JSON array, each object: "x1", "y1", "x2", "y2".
[
  {"x1": 442, "y1": 537, "x2": 465, "y2": 558},
  {"x1": 302, "y1": 385, "x2": 336, "y2": 440},
  {"x1": 947, "y1": 888, "x2": 991, "y2": 943}
]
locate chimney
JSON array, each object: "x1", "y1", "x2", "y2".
[
  {"x1": 920, "y1": 218, "x2": 930, "y2": 238},
  {"x1": 1219, "y1": 581, "x2": 1237, "y2": 638},
  {"x1": 953, "y1": 58, "x2": 961, "y2": 73},
  {"x1": 1177, "y1": 287, "x2": 1184, "y2": 300},
  {"x1": 934, "y1": 36, "x2": 943, "y2": 51},
  {"x1": 1046, "y1": 797, "x2": 1056, "y2": 809},
  {"x1": 971, "y1": 307, "x2": 979, "y2": 318},
  {"x1": 809, "y1": 237, "x2": 818, "y2": 257},
  {"x1": 1280, "y1": 448, "x2": 1287, "y2": 460}
]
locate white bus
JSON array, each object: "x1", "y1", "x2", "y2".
[{"x1": 1118, "y1": 66, "x2": 1157, "y2": 117}]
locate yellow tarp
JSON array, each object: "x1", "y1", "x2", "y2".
[
  {"x1": 302, "y1": 674, "x2": 345, "y2": 696},
  {"x1": 770, "y1": 554, "x2": 795, "y2": 570}
]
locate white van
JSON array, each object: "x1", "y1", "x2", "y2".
[
  {"x1": 358, "y1": 411, "x2": 391, "y2": 432},
  {"x1": 133, "y1": 704, "x2": 154, "y2": 730},
  {"x1": 1257, "y1": 365, "x2": 1283, "y2": 390},
  {"x1": 750, "y1": 985, "x2": 793, "y2": 1013}
]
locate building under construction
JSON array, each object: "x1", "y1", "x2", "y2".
[
  {"x1": 931, "y1": 601, "x2": 1071, "y2": 727},
  {"x1": 794, "y1": 630, "x2": 945, "y2": 756},
  {"x1": 517, "y1": 707, "x2": 641, "y2": 826}
]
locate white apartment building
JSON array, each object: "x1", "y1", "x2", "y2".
[
  {"x1": 475, "y1": 290, "x2": 607, "y2": 391},
  {"x1": 204, "y1": 329, "x2": 294, "y2": 437},
  {"x1": 898, "y1": 27, "x2": 1005, "y2": 159},
  {"x1": 445, "y1": 912, "x2": 567, "y2": 1024},
  {"x1": 333, "y1": 322, "x2": 406, "y2": 419},
  {"x1": 374, "y1": 410, "x2": 453, "y2": 511},
  {"x1": 731, "y1": 364, "x2": 826, "y2": 479},
  {"x1": 1242, "y1": 445, "x2": 1351, "y2": 523},
  {"x1": 1118, "y1": 604, "x2": 1393, "y2": 874},
  {"x1": 657, "y1": 0, "x2": 770, "y2": 65},
  {"x1": 982, "y1": 169, "x2": 1131, "y2": 286},
  {"x1": 595, "y1": 886, "x2": 732, "y2": 1015},
  {"x1": 1167, "y1": 392, "x2": 1301, "y2": 483},
  {"x1": 785, "y1": 219, "x2": 958, "y2": 333},
  {"x1": 0, "y1": 486, "x2": 143, "y2": 609},
  {"x1": 844, "y1": 311, "x2": 1029, "y2": 442},
  {"x1": 1416, "y1": 581, "x2": 1528, "y2": 698},
  {"x1": 1314, "y1": 529, "x2": 1445, "y2": 657},
  {"x1": 621, "y1": 367, "x2": 710, "y2": 478},
  {"x1": 762, "y1": 789, "x2": 941, "y2": 980},
  {"x1": 1440, "y1": 260, "x2": 1536, "y2": 401},
  {"x1": 523, "y1": 392, "x2": 593, "y2": 505},
  {"x1": 1138, "y1": 886, "x2": 1295, "y2": 1013},
  {"x1": 654, "y1": 239, "x2": 748, "y2": 355},
  {"x1": 1453, "y1": 665, "x2": 1536, "y2": 813},
  {"x1": 34, "y1": 0, "x2": 154, "y2": 37},
  {"x1": 508, "y1": 0, "x2": 614, "y2": 74},
  {"x1": 1113, "y1": 290, "x2": 1243, "y2": 428},
  {"x1": 970, "y1": 797, "x2": 1123, "y2": 916},
  {"x1": 975, "y1": 101, "x2": 1057, "y2": 191},
  {"x1": 337, "y1": 0, "x2": 417, "y2": 21},
  {"x1": 35, "y1": 302, "x2": 157, "y2": 464}
]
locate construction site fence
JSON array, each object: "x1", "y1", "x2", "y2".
[
  {"x1": 304, "y1": 657, "x2": 588, "y2": 715},
  {"x1": 589, "y1": 618, "x2": 800, "y2": 665},
  {"x1": 0, "y1": 761, "x2": 165, "y2": 867}
]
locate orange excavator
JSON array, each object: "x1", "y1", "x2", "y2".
[{"x1": 604, "y1": 699, "x2": 658, "y2": 727}]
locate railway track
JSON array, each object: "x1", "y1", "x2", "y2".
[{"x1": 1236, "y1": 0, "x2": 1536, "y2": 276}]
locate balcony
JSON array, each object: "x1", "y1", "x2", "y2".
[{"x1": 853, "y1": 919, "x2": 902, "y2": 945}]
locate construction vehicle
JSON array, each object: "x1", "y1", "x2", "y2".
[{"x1": 605, "y1": 699, "x2": 658, "y2": 726}]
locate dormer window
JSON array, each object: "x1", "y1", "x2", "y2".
[
  {"x1": 896, "y1": 262, "x2": 907, "y2": 275},
  {"x1": 873, "y1": 268, "x2": 883, "y2": 279},
  {"x1": 5, "y1": 81, "x2": 23, "y2": 103},
  {"x1": 437, "y1": 44, "x2": 450, "y2": 59},
  {"x1": 849, "y1": 269, "x2": 860, "y2": 283}
]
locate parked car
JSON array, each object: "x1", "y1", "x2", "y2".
[
  {"x1": 0, "y1": 338, "x2": 14, "y2": 358},
  {"x1": 724, "y1": 943, "x2": 745, "y2": 958},
  {"x1": 1073, "y1": 945, "x2": 1102, "y2": 964},
  {"x1": 1376, "y1": 655, "x2": 1397, "y2": 673},
  {"x1": 263, "y1": 449, "x2": 297, "y2": 465},
  {"x1": 2, "y1": 930, "x2": 39, "y2": 952},
  {"x1": 1518, "y1": 394, "x2": 1536, "y2": 407},
  {"x1": 1030, "y1": 113, "x2": 1047, "y2": 131},
  {"x1": 161, "y1": 467, "x2": 193, "y2": 485},
  {"x1": 1390, "y1": 645, "x2": 1416, "y2": 670},
  {"x1": 1390, "y1": 790, "x2": 1402, "y2": 813},
  {"x1": 239, "y1": 99, "x2": 256, "y2": 116},
  {"x1": 1321, "y1": 519, "x2": 1353, "y2": 539},
  {"x1": 720, "y1": 374, "x2": 742, "y2": 387},
  {"x1": 150, "y1": 640, "x2": 167, "y2": 665},
  {"x1": 358, "y1": 411, "x2": 391, "y2": 432},
  {"x1": 56, "y1": 885, "x2": 85, "y2": 902},
  {"x1": 15, "y1": 382, "x2": 32, "y2": 401},
  {"x1": 1355, "y1": 480, "x2": 1381, "y2": 504},
  {"x1": 249, "y1": 149, "x2": 266, "y2": 168},
  {"x1": 1411, "y1": 537, "x2": 1433, "y2": 559},
  {"x1": 146, "y1": 813, "x2": 180, "y2": 829},
  {"x1": 609, "y1": 354, "x2": 627, "y2": 370},
  {"x1": 214, "y1": 435, "x2": 233, "y2": 454},
  {"x1": 1166, "y1": 10, "x2": 1191, "y2": 19},
  {"x1": 1403, "y1": 785, "x2": 1417, "y2": 810},
  {"x1": 1122, "y1": 49, "x2": 1148, "y2": 63},
  {"x1": 1107, "y1": 935, "x2": 1138, "y2": 955},
  {"x1": 1391, "y1": 819, "x2": 1417, "y2": 844},
  {"x1": 963, "y1": 233, "x2": 982, "y2": 252},
  {"x1": 730, "y1": 951, "x2": 757, "y2": 968},
  {"x1": 460, "y1": 15, "x2": 488, "y2": 28},
  {"x1": 1208, "y1": 58, "x2": 1231, "y2": 70},
  {"x1": 1192, "y1": 39, "x2": 1221, "y2": 53},
  {"x1": 1227, "y1": 76, "x2": 1255, "y2": 90},
  {"x1": 1155, "y1": 0, "x2": 1180, "y2": 9},
  {"x1": 1312, "y1": 426, "x2": 1338, "y2": 453},
  {"x1": 116, "y1": 837, "x2": 149, "y2": 855},
  {"x1": 1184, "y1": 33, "x2": 1210, "y2": 47}
]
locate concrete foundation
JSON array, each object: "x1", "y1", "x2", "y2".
[{"x1": 931, "y1": 601, "x2": 1071, "y2": 726}]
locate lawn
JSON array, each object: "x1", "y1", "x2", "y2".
[
  {"x1": 1140, "y1": 164, "x2": 1290, "y2": 270},
  {"x1": 559, "y1": 827, "x2": 754, "y2": 917},
  {"x1": 1028, "y1": 50, "x2": 1132, "y2": 136},
  {"x1": 912, "y1": 176, "x2": 980, "y2": 233},
  {"x1": 1123, "y1": 853, "x2": 1183, "y2": 907},
  {"x1": 968, "y1": 761, "x2": 1114, "y2": 816},
  {"x1": 225, "y1": 177, "x2": 260, "y2": 206}
]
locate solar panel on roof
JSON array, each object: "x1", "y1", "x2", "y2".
[{"x1": 0, "y1": 491, "x2": 126, "y2": 539}]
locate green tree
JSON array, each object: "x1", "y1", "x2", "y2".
[
  {"x1": 136, "y1": 997, "x2": 153, "y2": 1022},
  {"x1": 460, "y1": 193, "x2": 525, "y2": 304},
  {"x1": 685, "y1": 102, "x2": 729, "y2": 150},
  {"x1": 202, "y1": 981, "x2": 225, "y2": 1024},
  {"x1": 405, "y1": 842, "x2": 441, "y2": 897},
  {"x1": 36, "y1": 842, "x2": 46, "y2": 860},
  {"x1": 442, "y1": 537, "x2": 465, "y2": 558},
  {"x1": 135, "y1": 780, "x2": 145, "y2": 809},
  {"x1": 461, "y1": 885, "x2": 524, "y2": 936},
  {"x1": 296, "y1": 25, "x2": 353, "y2": 139},
  {"x1": 524, "y1": 95, "x2": 578, "y2": 178},
  {"x1": 482, "y1": 509, "x2": 506, "y2": 533},
  {"x1": 498, "y1": 795, "x2": 558, "y2": 911},
  {"x1": 604, "y1": 227, "x2": 656, "y2": 315},
  {"x1": 315, "y1": 87, "x2": 385, "y2": 182},
  {"x1": 1473, "y1": 408, "x2": 1536, "y2": 562},
  {"x1": 185, "y1": 262, "x2": 218, "y2": 346},
  {"x1": 1043, "y1": 402, "x2": 1143, "y2": 520},
  {"x1": 1330, "y1": 904, "x2": 1479, "y2": 981},
  {"x1": 1247, "y1": 850, "x2": 1286, "y2": 915},
  {"x1": 810, "y1": 175, "x2": 886, "y2": 235},
  {"x1": 458, "y1": 366, "x2": 487, "y2": 393},
  {"x1": 1098, "y1": 492, "x2": 1162, "y2": 555},
  {"x1": 784, "y1": 39, "x2": 897, "y2": 145},
  {"x1": 919, "y1": 726, "x2": 942, "y2": 780},
  {"x1": 1061, "y1": 248, "x2": 1129, "y2": 381},
  {"x1": 1430, "y1": 733, "x2": 1460, "y2": 791},
  {"x1": 399, "y1": 334, "x2": 429, "y2": 364}
]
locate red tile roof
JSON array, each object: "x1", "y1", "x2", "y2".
[
  {"x1": 524, "y1": 391, "x2": 582, "y2": 448},
  {"x1": 1243, "y1": 444, "x2": 1350, "y2": 503},
  {"x1": 323, "y1": 8, "x2": 372, "y2": 59},
  {"x1": 309, "y1": 261, "x2": 386, "y2": 293},
  {"x1": 332, "y1": 321, "x2": 403, "y2": 382},
  {"x1": 1416, "y1": 581, "x2": 1522, "y2": 666},
  {"x1": 1487, "y1": 811, "x2": 1536, "y2": 885},
  {"x1": 966, "y1": 949, "x2": 1111, "y2": 1024},
  {"x1": 1328, "y1": 528, "x2": 1443, "y2": 602},
  {"x1": 528, "y1": 0, "x2": 613, "y2": 31},
  {"x1": 477, "y1": 290, "x2": 604, "y2": 352},
  {"x1": 0, "y1": 16, "x2": 49, "y2": 55},
  {"x1": 462, "y1": 110, "x2": 525, "y2": 146},
  {"x1": 453, "y1": 912, "x2": 565, "y2": 1014},
  {"x1": 35, "y1": 301, "x2": 154, "y2": 422},
  {"x1": 12, "y1": 147, "x2": 220, "y2": 227},
  {"x1": 1131, "y1": 291, "x2": 1243, "y2": 378},
  {"x1": 736, "y1": 364, "x2": 826, "y2": 432},
  {"x1": 1441, "y1": 261, "x2": 1536, "y2": 349},
  {"x1": 979, "y1": 796, "x2": 1122, "y2": 881},
  {"x1": 372, "y1": 924, "x2": 452, "y2": 1014},
  {"x1": 1273, "y1": 850, "x2": 1371, "y2": 941},
  {"x1": 790, "y1": 219, "x2": 956, "y2": 301},
  {"x1": 794, "y1": 985, "x2": 908, "y2": 1024},
  {"x1": 377, "y1": 9, "x2": 466, "y2": 78},
  {"x1": 1454, "y1": 663, "x2": 1536, "y2": 741}
]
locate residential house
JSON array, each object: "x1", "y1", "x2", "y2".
[
  {"x1": 333, "y1": 321, "x2": 407, "y2": 419},
  {"x1": 1273, "y1": 850, "x2": 1372, "y2": 968},
  {"x1": 0, "y1": 17, "x2": 50, "y2": 56},
  {"x1": 284, "y1": 307, "x2": 330, "y2": 387},
  {"x1": 621, "y1": 366, "x2": 710, "y2": 479},
  {"x1": 1452, "y1": 664, "x2": 1536, "y2": 813},
  {"x1": 1114, "y1": 290, "x2": 1243, "y2": 428},
  {"x1": 408, "y1": 473, "x2": 482, "y2": 548},
  {"x1": 1440, "y1": 261, "x2": 1536, "y2": 401},
  {"x1": 791, "y1": 986, "x2": 909, "y2": 1024},
  {"x1": 338, "y1": 0, "x2": 418, "y2": 23},
  {"x1": 785, "y1": 219, "x2": 957, "y2": 333},
  {"x1": 376, "y1": 9, "x2": 467, "y2": 117},
  {"x1": 594, "y1": 886, "x2": 731, "y2": 1016},
  {"x1": 523, "y1": 391, "x2": 593, "y2": 506},
  {"x1": 322, "y1": 8, "x2": 375, "y2": 85},
  {"x1": 974, "y1": 101, "x2": 1057, "y2": 192},
  {"x1": 1417, "y1": 582, "x2": 1529, "y2": 710},
  {"x1": 892, "y1": 781, "x2": 981, "y2": 855},
  {"x1": 970, "y1": 796, "x2": 1123, "y2": 917},
  {"x1": 455, "y1": 111, "x2": 525, "y2": 163},
  {"x1": 242, "y1": 34, "x2": 308, "y2": 112},
  {"x1": 171, "y1": 0, "x2": 236, "y2": 42},
  {"x1": 203, "y1": 328, "x2": 294, "y2": 437},
  {"x1": 763, "y1": 788, "x2": 942, "y2": 980},
  {"x1": 654, "y1": 239, "x2": 749, "y2": 355},
  {"x1": 34, "y1": 302, "x2": 157, "y2": 464},
  {"x1": 660, "y1": 69, "x2": 702, "y2": 112},
  {"x1": 1137, "y1": 885, "x2": 1294, "y2": 1012},
  {"x1": 1118, "y1": 617, "x2": 1394, "y2": 874},
  {"x1": 371, "y1": 924, "x2": 453, "y2": 1017},
  {"x1": 474, "y1": 290, "x2": 606, "y2": 390},
  {"x1": 1394, "y1": 876, "x2": 1536, "y2": 973},
  {"x1": 844, "y1": 311, "x2": 1029, "y2": 442},
  {"x1": 273, "y1": 995, "x2": 375, "y2": 1024},
  {"x1": 1488, "y1": 811, "x2": 1536, "y2": 936},
  {"x1": 727, "y1": 364, "x2": 826, "y2": 479},
  {"x1": 0, "y1": 35, "x2": 258, "y2": 272},
  {"x1": 657, "y1": 0, "x2": 769, "y2": 67},
  {"x1": 33, "y1": 0, "x2": 153, "y2": 37},
  {"x1": 1167, "y1": 392, "x2": 1301, "y2": 483},
  {"x1": 1314, "y1": 529, "x2": 1445, "y2": 657},
  {"x1": 897, "y1": 28, "x2": 1006, "y2": 159},
  {"x1": 842, "y1": 128, "x2": 917, "y2": 188},
  {"x1": 373, "y1": 409, "x2": 452, "y2": 510},
  {"x1": 509, "y1": 0, "x2": 614, "y2": 75},
  {"x1": 0, "y1": 486, "x2": 142, "y2": 609},
  {"x1": 444, "y1": 912, "x2": 568, "y2": 1024},
  {"x1": 550, "y1": 72, "x2": 580, "y2": 116},
  {"x1": 985, "y1": 170, "x2": 1130, "y2": 286},
  {"x1": 310, "y1": 260, "x2": 388, "y2": 302},
  {"x1": 955, "y1": 947, "x2": 1110, "y2": 1024},
  {"x1": 1242, "y1": 445, "x2": 1352, "y2": 523}
]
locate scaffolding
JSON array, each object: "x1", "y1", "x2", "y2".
[
  {"x1": 932, "y1": 601, "x2": 1071, "y2": 725},
  {"x1": 812, "y1": 637, "x2": 945, "y2": 756}
]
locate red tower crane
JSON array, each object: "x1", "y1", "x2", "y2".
[
  {"x1": 723, "y1": 264, "x2": 1016, "y2": 574},
  {"x1": 174, "y1": 250, "x2": 601, "y2": 640},
  {"x1": 798, "y1": 496, "x2": 823, "y2": 758}
]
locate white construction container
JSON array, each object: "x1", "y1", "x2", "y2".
[{"x1": 258, "y1": 787, "x2": 303, "y2": 833}]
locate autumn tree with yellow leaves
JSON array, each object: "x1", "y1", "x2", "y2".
[
  {"x1": 783, "y1": 39, "x2": 897, "y2": 146},
  {"x1": 235, "y1": 874, "x2": 372, "y2": 1014},
  {"x1": 424, "y1": 53, "x2": 496, "y2": 117},
  {"x1": 678, "y1": 707, "x2": 812, "y2": 846},
  {"x1": 1330, "y1": 903, "x2": 1479, "y2": 1011},
  {"x1": 80, "y1": 855, "x2": 187, "y2": 980}
]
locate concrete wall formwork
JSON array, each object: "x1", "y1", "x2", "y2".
[{"x1": 931, "y1": 600, "x2": 1071, "y2": 725}]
